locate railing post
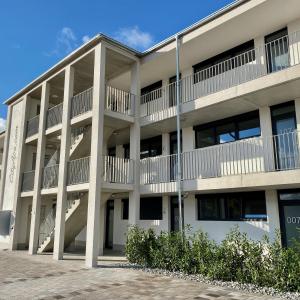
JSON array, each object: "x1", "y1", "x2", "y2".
[
  {"x1": 129, "y1": 60, "x2": 140, "y2": 226},
  {"x1": 53, "y1": 65, "x2": 74, "y2": 261},
  {"x1": 85, "y1": 43, "x2": 106, "y2": 268},
  {"x1": 29, "y1": 82, "x2": 50, "y2": 255}
]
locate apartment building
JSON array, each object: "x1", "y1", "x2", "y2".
[{"x1": 0, "y1": 0, "x2": 300, "y2": 268}]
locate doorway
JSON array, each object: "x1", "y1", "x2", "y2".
[
  {"x1": 170, "y1": 196, "x2": 184, "y2": 232},
  {"x1": 105, "y1": 200, "x2": 114, "y2": 249},
  {"x1": 278, "y1": 190, "x2": 300, "y2": 247}
]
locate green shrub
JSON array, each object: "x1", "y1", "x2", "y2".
[{"x1": 125, "y1": 225, "x2": 300, "y2": 293}]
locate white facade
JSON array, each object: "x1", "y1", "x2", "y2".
[{"x1": 1, "y1": 0, "x2": 300, "y2": 267}]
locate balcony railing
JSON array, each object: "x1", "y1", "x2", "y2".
[
  {"x1": 71, "y1": 87, "x2": 93, "y2": 118},
  {"x1": 140, "y1": 130, "x2": 300, "y2": 185},
  {"x1": 46, "y1": 103, "x2": 63, "y2": 129},
  {"x1": 103, "y1": 156, "x2": 134, "y2": 184},
  {"x1": 21, "y1": 170, "x2": 35, "y2": 192},
  {"x1": 105, "y1": 85, "x2": 135, "y2": 116},
  {"x1": 42, "y1": 164, "x2": 59, "y2": 189},
  {"x1": 67, "y1": 156, "x2": 90, "y2": 185},
  {"x1": 140, "y1": 31, "x2": 300, "y2": 117},
  {"x1": 26, "y1": 115, "x2": 39, "y2": 138}
]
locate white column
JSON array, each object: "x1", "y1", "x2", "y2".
[
  {"x1": 259, "y1": 106, "x2": 275, "y2": 171},
  {"x1": 85, "y1": 43, "x2": 106, "y2": 268},
  {"x1": 129, "y1": 61, "x2": 140, "y2": 226},
  {"x1": 182, "y1": 127, "x2": 194, "y2": 152},
  {"x1": 288, "y1": 19, "x2": 300, "y2": 66},
  {"x1": 265, "y1": 190, "x2": 281, "y2": 242},
  {"x1": 28, "y1": 83, "x2": 50, "y2": 254},
  {"x1": 9, "y1": 96, "x2": 29, "y2": 250},
  {"x1": 53, "y1": 66, "x2": 74, "y2": 260},
  {"x1": 294, "y1": 98, "x2": 300, "y2": 130},
  {"x1": 254, "y1": 36, "x2": 267, "y2": 75},
  {"x1": 116, "y1": 145, "x2": 124, "y2": 158},
  {"x1": 162, "y1": 133, "x2": 170, "y2": 155},
  {"x1": 0, "y1": 106, "x2": 12, "y2": 210}
]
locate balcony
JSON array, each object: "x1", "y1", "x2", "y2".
[
  {"x1": 67, "y1": 156, "x2": 90, "y2": 185},
  {"x1": 42, "y1": 164, "x2": 59, "y2": 189},
  {"x1": 46, "y1": 103, "x2": 63, "y2": 129},
  {"x1": 26, "y1": 115, "x2": 39, "y2": 138},
  {"x1": 140, "y1": 31, "x2": 300, "y2": 118},
  {"x1": 71, "y1": 85, "x2": 135, "y2": 119},
  {"x1": 140, "y1": 130, "x2": 300, "y2": 185}
]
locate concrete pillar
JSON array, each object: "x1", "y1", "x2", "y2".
[
  {"x1": 53, "y1": 65, "x2": 74, "y2": 260},
  {"x1": 9, "y1": 96, "x2": 29, "y2": 250},
  {"x1": 29, "y1": 83, "x2": 50, "y2": 254},
  {"x1": 85, "y1": 43, "x2": 106, "y2": 268},
  {"x1": 288, "y1": 19, "x2": 300, "y2": 65},
  {"x1": 129, "y1": 61, "x2": 141, "y2": 226},
  {"x1": 162, "y1": 133, "x2": 170, "y2": 155},
  {"x1": 259, "y1": 106, "x2": 275, "y2": 171},
  {"x1": 265, "y1": 190, "x2": 281, "y2": 242},
  {"x1": 254, "y1": 36, "x2": 267, "y2": 75},
  {"x1": 0, "y1": 106, "x2": 12, "y2": 210},
  {"x1": 294, "y1": 98, "x2": 300, "y2": 130},
  {"x1": 116, "y1": 145, "x2": 124, "y2": 158},
  {"x1": 182, "y1": 127, "x2": 194, "y2": 152}
]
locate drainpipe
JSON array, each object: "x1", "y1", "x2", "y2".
[{"x1": 175, "y1": 35, "x2": 183, "y2": 236}]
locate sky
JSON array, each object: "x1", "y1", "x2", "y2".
[{"x1": 0, "y1": 0, "x2": 234, "y2": 131}]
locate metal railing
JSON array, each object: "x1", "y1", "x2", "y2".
[
  {"x1": 106, "y1": 85, "x2": 135, "y2": 116},
  {"x1": 42, "y1": 164, "x2": 59, "y2": 189},
  {"x1": 38, "y1": 198, "x2": 77, "y2": 247},
  {"x1": 140, "y1": 130, "x2": 300, "y2": 185},
  {"x1": 67, "y1": 156, "x2": 90, "y2": 185},
  {"x1": 26, "y1": 115, "x2": 39, "y2": 138},
  {"x1": 21, "y1": 170, "x2": 35, "y2": 191},
  {"x1": 46, "y1": 103, "x2": 63, "y2": 129},
  {"x1": 71, "y1": 87, "x2": 93, "y2": 118},
  {"x1": 140, "y1": 31, "x2": 300, "y2": 117},
  {"x1": 103, "y1": 156, "x2": 134, "y2": 184}
]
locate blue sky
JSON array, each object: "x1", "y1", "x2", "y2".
[{"x1": 0, "y1": 0, "x2": 234, "y2": 129}]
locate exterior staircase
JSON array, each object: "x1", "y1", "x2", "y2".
[{"x1": 69, "y1": 126, "x2": 91, "y2": 160}]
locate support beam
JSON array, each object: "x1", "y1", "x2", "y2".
[
  {"x1": 28, "y1": 83, "x2": 49, "y2": 255},
  {"x1": 85, "y1": 43, "x2": 106, "y2": 268},
  {"x1": 53, "y1": 66, "x2": 74, "y2": 260},
  {"x1": 9, "y1": 96, "x2": 29, "y2": 250},
  {"x1": 129, "y1": 61, "x2": 140, "y2": 226}
]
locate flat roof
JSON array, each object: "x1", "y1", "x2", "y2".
[{"x1": 4, "y1": 0, "x2": 249, "y2": 105}]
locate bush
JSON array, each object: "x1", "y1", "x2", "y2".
[{"x1": 125, "y1": 226, "x2": 300, "y2": 293}]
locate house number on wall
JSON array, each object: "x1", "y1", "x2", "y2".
[{"x1": 287, "y1": 217, "x2": 300, "y2": 224}]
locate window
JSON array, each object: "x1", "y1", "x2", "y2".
[
  {"x1": 124, "y1": 144, "x2": 130, "y2": 159},
  {"x1": 194, "y1": 111, "x2": 260, "y2": 149},
  {"x1": 140, "y1": 197, "x2": 162, "y2": 220},
  {"x1": 141, "y1": 81, "x2": 162, "y2": 103},
  {"x1": 197, "y1": 191, "x2": 267, "y2": 221},
  {"x1": 108, "y1": 147, "x2": 116, "y2": 157},
  {"x1": 122, "y1": 199, "x2": 129, "y2": 220},
  {"x1": 265, "y1": 28, "x2": 289, "y2": 73},
  {"x1": 140, "y1": 135, "x2": 162, "y2": 159},
  {"x1": 193, "y1": 40, "x2": 255, "y2": 83}
]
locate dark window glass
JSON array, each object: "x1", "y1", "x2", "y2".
[
  {"x1": 124, "y1": 144, "x2": 130, "y2": 159},
  {"x1": 122, "y1": 199, "x2": 129, "y2": 220},
  {"x1": 196, "y1": 127, "x2": 215, "y2": 148},
  {"x1": 238, "y1": 118, "x2": 260, "y2": 139},
  {"x1": 108, "y1": 147, "x2": 116, "y2": 157},
  {"x1": 36, "y1": 105, "x2": 41, "y2": 115},
  {"x1": 140, "y1": 197, "x2": 163, "y2": 220},
  {"x1": 194, "y1": 111, "x2": 260, "y2": 149},
  {"x1": 32, "y1": 153, "x2": 37, "y2": 170},
  {"x1": 141, "y1": 81, "x2": 162, "y2": 103},
  {"x1": 193, "y1": 40, "x2": 255, "y2": 83},
  {"x1": 197, "y1": 192, "x2": 266, "y2": 221},
  {"x1": 216, "y1": 123, "x2": 236, "y2": 144},
  {"x1": 198, "y1": 197, "x2": 221, "y2": 220},
  {"x1": 140, "y1": 136, "x2": 162, "y2": 159}
]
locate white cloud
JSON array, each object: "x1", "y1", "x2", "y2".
[
  {"x1": 113, "y1": 26, "x2": 154, "y2": 51},
  {"x1": 0, "y1": 118, "x2": 6, "y2": 132},
  {"x1": 45, "y1": 27, "x2": 91, "y2": 56},
  {"x1": 82, "y1": 35, "x2": 91, "y2": 44}
]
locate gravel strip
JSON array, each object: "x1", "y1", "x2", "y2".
[{"x1": 116, "y1": 263, "x2": 300, "y2": 300}]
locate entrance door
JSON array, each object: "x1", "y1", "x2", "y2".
[
  {"x1": 271, "y1": 102, "x2": 298, "y2": 170},
  {"x1": 105, "y1": 200, "x2": 114, "y2": 249},
  {"x1": 170, "y1": 197, "x2": 184, "y2": 232},
  {"x1": 278, "y1": 190, "x2": 300, "y2": 247}
]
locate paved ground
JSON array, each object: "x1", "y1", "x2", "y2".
[{"x1": 0, "y1": 250, "x2": 283, "y2": 300}]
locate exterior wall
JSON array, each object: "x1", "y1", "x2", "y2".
[{"x1": 113, "y1": 198, "x2": 128, "y2": 249}]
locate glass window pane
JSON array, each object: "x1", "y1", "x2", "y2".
[
  {"x1": 216, "y1": 123, "x2": 236, "y2": 144},
  {"x1": 140, "y1": 197, "x2": 162, "y2": 220},
  {"x1": 244, "y1": 198, "x2": 267, "y2": 220},
  {"x1": 226, "y1": 196, "x2": 242, "y2": 220},
  {"x1": 122, "y1": 199, "x2": 129, "y2": 220},
  {"x1": 198, "y1": 197, "x2": 220, "y2": 220},
  {"x1": 238, "y1": 118, "x2": 260, "y2": 139},
  {"x1": 196, "y1": 128, "x2": 215, "y2": 148}
]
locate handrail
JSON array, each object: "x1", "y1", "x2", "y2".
[{"x1": 46, "y1": 103, "x2": 63, "y2": 129}]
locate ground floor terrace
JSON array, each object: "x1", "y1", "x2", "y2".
[{"x1": 0, "y1": 250, "x2": 284, "y2": 300}]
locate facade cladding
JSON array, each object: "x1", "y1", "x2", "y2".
[{"x1": 1, "y1": 0, "x2": 300, "y2": 267}]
